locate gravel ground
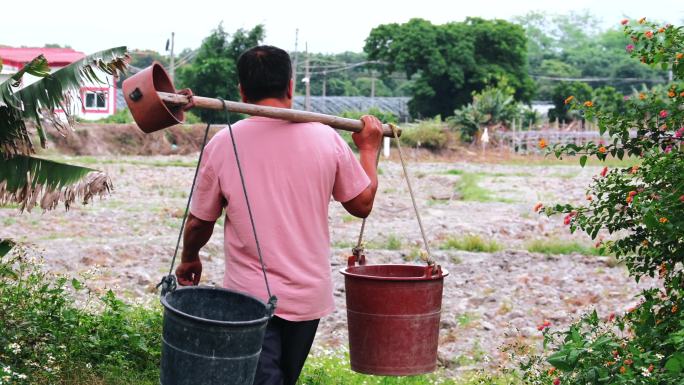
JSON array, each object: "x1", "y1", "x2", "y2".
[{"x1": 1, "y1": 154, "x2": 654, "y2": 372}]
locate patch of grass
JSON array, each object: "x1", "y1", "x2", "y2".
[
  {"x1": 385, "y1": 234, "x2": 402, "y2": 250},
  {"x1": 455, "y1": 173, "x2": 492, "y2": 202},
  {"x1": 332, "y1": 240, "x2": 356, "y2": 249},
  {"x1": 444, "y1": 169, "x2": 464, "y2": 175},
  {"x1": 441, "y1": 234, "x2": 502, "y2": 253},
  {"x1": 456, "y1": 312, "x2": 479, "y2": 328},
  {"x1": 43, "y1": 155, "x2": 198, "y2": 168},
  {"x1": 299, "y1": 350, "x2": 517, "y2": 385},
  {"x1": 341, "y1": 214, "x2": 359, "y2": 223},
  {"x1": 526, "y1": 239, "x2": 605, "y2": 256}
]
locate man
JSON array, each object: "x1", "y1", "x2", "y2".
[{"x1": 175, "y1": 45, "x2": 383, "y2": 385}]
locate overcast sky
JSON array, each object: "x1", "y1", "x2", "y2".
[{"x1": 2, "y1": 0, "x2": 683, "y2": 55}]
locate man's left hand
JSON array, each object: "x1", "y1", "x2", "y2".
[{"x1": 176, "y1": 260, "x2": 202, "y2": 286}]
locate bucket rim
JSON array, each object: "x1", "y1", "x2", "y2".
[
  {"x1": 340, "y1": 263, "x2": 449, "y2": 281},
  {"x1": 161, "y1": 286, "x2": 272, "y2": 327}
]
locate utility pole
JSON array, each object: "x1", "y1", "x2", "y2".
[
  {"x1": 322, "y1": 71, "x2": 327, "y2": 97},
  {"x1": 165, "y1": 32, "x2": 176, "y2": 82},
  {"x1": 304, "y1": 43, "x2": 311, "y2": 111},
  {"x1": 291, "y1": 29, "x2": 299, "y2": 96}
]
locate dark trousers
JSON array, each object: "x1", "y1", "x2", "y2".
[{"x1": 253, "y1": 316, "x2": 319, "y2": 385}]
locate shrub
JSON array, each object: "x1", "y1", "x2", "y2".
[
  {"x1": 521, "y1": 20, "x2": 684, "y2": 385},
  {"x1": 0, "y1": 247, "x2": 161, "y2": 385},
  {"x1": 441, "y1": 234, "x2": 502, "y2": 253},
  {"x1": 399, "y1": 116, "x2": 448, "y2": 150},
  {"x1": 93, "y1": 108, "x2": 134, "y2": 123}
]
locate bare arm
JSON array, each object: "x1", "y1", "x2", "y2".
[
  {"x1": 341, "y1": 115, "x2": 383, "y2": 218},
  {"x1": 175, "y1": 213, "x2": 216, "y2": 286}
]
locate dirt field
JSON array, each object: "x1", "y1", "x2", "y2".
[{"x1": 1, "y1": 148, "x2": 653, "y2": 372}]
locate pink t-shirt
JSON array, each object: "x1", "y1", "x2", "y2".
[{"x1": 190, "y1": 116, "x2": 370, "y2": 321}]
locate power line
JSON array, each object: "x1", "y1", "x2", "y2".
[{"x1": 531, "y1": 75, "x2": 665, "y2": 83}]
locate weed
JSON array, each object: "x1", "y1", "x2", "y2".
[
  {"x1": 385, "y1": 234, "x2": 402, "y2": 250},
  {"x1": 455, "y1": 173, "x2": 494, "y2": 202},
  {"x1": 525, "y1": 239, "x2": 604, "y2": 256},
  {"x1": 441, "y1": 235, "x2": 502, "y2": 253}
]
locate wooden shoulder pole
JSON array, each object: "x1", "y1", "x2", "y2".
[{"x1": 158, "y1": 91, "x2": 401, "y2": 138}]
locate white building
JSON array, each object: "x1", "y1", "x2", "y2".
[{"x1": 0, "y1": 47, "x2": 117, "y2": 120}]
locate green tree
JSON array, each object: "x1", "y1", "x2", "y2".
[
  {"x1": 548, "y1": 81, "x2": 593, "y2": 122},
  {"x1": 0, "y1": 48, "x2": 128, "y2": 221},
  {"x1": 176, "y1": 24, "x2": 264, "y2": 123},
  {"x1": 364, "y1": 17, "x2": 534, "y2": 118},
  {"x1": 592, "y1": 85, "x2": 624, "y2": 115},
  {"x1": 515, "y1": 11, "x2": 668, "y2": 98}
]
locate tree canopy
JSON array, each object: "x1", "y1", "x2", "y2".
[
  {"x1": 176, "y1": 24, "x2": 264, "y2": 122},
  {"x1": 364, "y1": 17, "x2": 534, "y2": 118}
]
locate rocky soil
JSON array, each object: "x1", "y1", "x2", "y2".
[{"x1": 1, "y1": 153, "x2": 654, "y2": 372}]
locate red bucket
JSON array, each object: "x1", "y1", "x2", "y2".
[{"x1": 341, "y1": 258, "x2": 448, "y2": 375}]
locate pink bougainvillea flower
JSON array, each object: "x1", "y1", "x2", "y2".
[
  {"x1": 563, "y1": 212, "x2": 577, "y2": 225},
  {"x1": 553, "y1": 378, "x2": 561, "y2": 385},
  {"x1": 679, "y1": 195, "x2": 684, "y2": 203},
  {"x1": 665, "y1": 145, "x2": 673, "y2": 154},
  {"x1": 626, "y1": 44, "x2": 635, "y2": 53},
  {"x1": 601, "y1": 166, "x2": 608, "y2": 177},
  {"x1": 608, "y1": 312, "x2": 616, "y2": 322},
  {"x1": 660, "y1": 110, "x2": 668, "y2": 118},
  {"x1": 621, "y1": 19, "x2": 629, "y2": 25},
  {"x1": 533, "y1": 202, "x2": 544, "y2": 212},
  {"x1": 537, "y1": 320, "x2": 552, "y2": 331},
  {"x1": 623, "y1": 95, "x2": 630, "y2": 101},
  {"x1": 675, "y1": 127, "x2": 684, "y2": 138},
  {"x1": 645, "y1": 31, "x2": 654, "y2": 39}
]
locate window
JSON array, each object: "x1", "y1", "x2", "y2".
[{"x1": 84, "y1": 90, "x2": 107, "y2": 110}]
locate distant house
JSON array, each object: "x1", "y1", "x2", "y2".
[{"x1": 0, "y1": 47, "x2": 117, "y2": 120}]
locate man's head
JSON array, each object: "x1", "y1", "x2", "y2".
[{"x1": 237, "y1": 45, "x2": 293, "y2": 104}]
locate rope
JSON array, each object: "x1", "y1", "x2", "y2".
[
  {"x1": 220, "y1": 100, "x2": 277, "y2": 314},
  {"x1": 390, "y1": 123, "x2": 434, "y2": 265},
  {"x1": 353, "y1": 146, "x2": 382, "y2": 258},
  {"x1": 158, "y1": 122, "x2": 212, "y2": 295}
]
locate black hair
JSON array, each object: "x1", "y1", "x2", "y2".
[{"x1": 237, "y1": 45, "x2": 292, "y2": 102}]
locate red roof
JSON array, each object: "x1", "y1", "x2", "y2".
[{"x1": 0, "y1": 47, "x2": 85, "y2": 68}]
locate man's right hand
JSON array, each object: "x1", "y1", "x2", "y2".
[
  {"x1": 352, "y1": 115, "x2": 383, "y2": 152},
  {"x1": 176, "y1": 259, "x2": 202, "y2": 286}
]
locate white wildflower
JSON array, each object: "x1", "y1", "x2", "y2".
[
  {"x1": 8, "y1": 342, "x2": 21, "y2": 354},
  {"x1": 86, "y1": 363, "x2": 92, "y2": 369},
  {"x1": 642, "y1": 367, "x2": 652, "y2": 377},
  {"x1": 655, "y1": 353, "x2": 664, "y2": 359}
]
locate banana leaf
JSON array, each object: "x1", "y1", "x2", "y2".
[
  {"x1": 0, "y1": 46, "x2": 128, "y2": 156},
  {"x1": 0, "y1": 155, "x2": 112, "y2": 212}
]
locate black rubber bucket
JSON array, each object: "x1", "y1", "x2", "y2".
[{"x1": 160, "y1": 286, "x2": 272, "y2": 385}]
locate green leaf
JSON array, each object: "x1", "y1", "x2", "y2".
[
  {"x1": 71, "y1": 278, "x2": 83, "y2": 290},
  {"x1": 579, "y1": 155, "x2": 587, "y2": 167},
  {"x1": 665, "y1": 355, "x2": 683, "y2": 374}
]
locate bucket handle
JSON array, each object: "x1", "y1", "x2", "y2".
[
  {"x1": 422, "y1": 264, "x2": 444, "y2": 279},
  {"x1": 347, "y1": 248, "x2": 366, "y2": 267}
]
